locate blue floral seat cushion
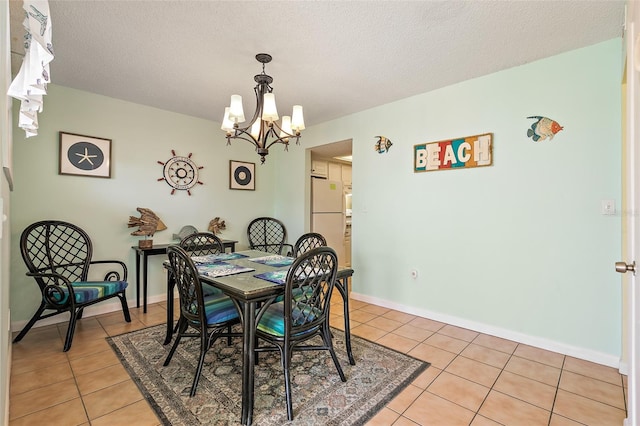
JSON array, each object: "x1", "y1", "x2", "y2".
[
  {"x1": 203, "y1": 293, "x2": 239, "y2": 325},
  {"x1": 257, "y1": 301, "x2": 322, "y2": 337},
  {"x1": 51, "y1": 281, "x2": 128, "y2": 304}
]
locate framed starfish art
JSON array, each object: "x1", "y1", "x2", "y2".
[{"x1": 59, "y1": 132, "x2": 112, "y2": 178}]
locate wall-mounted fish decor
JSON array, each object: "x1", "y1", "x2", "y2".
[
  {"x1": 526, "y1": 116, "x2": 563, "y2": 141},
  {"x1": 375, "y1": 136, "x2": 393, "y2": 153}
]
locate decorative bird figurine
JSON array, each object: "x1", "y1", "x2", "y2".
[
  {"x1": 526, "y1": 116, "x2": 563, "y2": 141},
  {"x1": 375, "y1": 136, "x2": 393, "y2": 153},
  {"x1": 208, "y1": 217, "x2": 226, "y2": 235},
  {"x1": 128, "y1": 207, "x2": 166, "y2": 237}
]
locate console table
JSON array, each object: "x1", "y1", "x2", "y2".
[{"x1": 131, "y1": 240, "x2": 237, "y2": 312}]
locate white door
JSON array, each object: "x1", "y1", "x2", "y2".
[{"x1": 619, "y1": 7, "x2": 639, "y2": 425}]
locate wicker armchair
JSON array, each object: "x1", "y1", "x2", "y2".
[{"x1": 14, "y1": 220, "x2": 131, "y2": 352}]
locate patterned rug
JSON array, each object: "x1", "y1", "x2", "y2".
[{"x1": 107, "y1": 324, "x2": 429, "y2": 425}]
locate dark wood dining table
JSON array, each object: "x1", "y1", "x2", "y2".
[{"x1": 163, "y1": 249, "x2": 355, "y2": 425}]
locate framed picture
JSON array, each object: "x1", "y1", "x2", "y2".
[
  {"x1": 59, "y1": 132, "x2": 112, "y2": 178},
  {"x1": 229, "y1": 160, "x2": 255, "y2": 190}
]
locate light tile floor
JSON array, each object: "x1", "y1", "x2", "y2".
[{"x1": 9, "y1": 296, "x2": 628, "y2": 425}]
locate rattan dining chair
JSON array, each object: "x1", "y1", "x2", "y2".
[
  {"x1": 177, "y1": 232, "x2": 233, "y2": 340},
  {"x1": 179, "y1": 232, "x2": 225, "y2": 294},
  {"x1": 180, "y1": 232, "x2": 224, "y2": 256},
  {"x1": 292, "y1": 232, "x2": 327, "y2": 257},
  {"x1": 163, "y1": 245, "x2": 242, "y2": 396},
  {"x1": 15, "y1": 220, "x2": 131, "y2": 352},
  {"x1": 247, "y1": 217, "x2": 294, "y2": 255},
  {"x1": 254, "y1": 246, "x2": 346, "y2": 420}
]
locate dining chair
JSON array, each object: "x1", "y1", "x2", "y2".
[
  {"x1": 247, "y1": 217, "x2": 294, "y2": 255},
  {"x1": 254, "y1": 246, "x2": 346, "y2": 420},
  {"x1": 293, "y1": 232, "x2": 327, "y2": 257},
  {"x1": 179, "y1": 232, "x2": 225, "y2": 295},
  {"x1": 179, "y1": 232, "x2": 224, "y2": 256},
  {"x1": 178, "y1": 232, "x2": 234, "y2": 341},
  {"x1": 15, "y1": 220, "x2": 131, "y2": 352},
  {"x1": 271, "y1": 232, "x2": 327, "y2": 306},
  {"x1": 163, "y1": 245, "x2": 242, "y2": 396}
]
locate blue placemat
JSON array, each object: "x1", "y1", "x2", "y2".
[
  {"x1": 249, "y1": 255, "x2": 295, "y2": 268},
  {"x1": 254, "y1": 270, "x2": 287, "y2": 284},
  {"x1": 191, "y1": 253, "x2": 249, "y2": 264},
  {"x1": 196, "y1": 262, "x2": 254, "y2": 278}
]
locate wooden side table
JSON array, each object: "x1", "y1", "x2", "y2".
[{"x1": 131, "y1": 240, "x2": 237, "y2": 312}]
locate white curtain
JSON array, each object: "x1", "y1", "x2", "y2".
[{"x1": 7, "y1": 0, "x2": 53, "y2": 138}]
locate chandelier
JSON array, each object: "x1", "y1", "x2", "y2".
[{"x1": 221, "y1": 53, "x2": 305, "y2": 164}]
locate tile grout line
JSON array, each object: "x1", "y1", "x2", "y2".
[{"x1": 464, "y1": 336, "x2": 515, "y2": 425}]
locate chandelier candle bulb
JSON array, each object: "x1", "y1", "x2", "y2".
[
  {"x1": 280, "y1": 116, "x2": 292, "y2": 139},
  {"x1": 250, "y1": 119, "x2": 261, "y2": 139},
  {"x1": 262, "y1": 93, "x2": 279, "y2": 122},
  {"x1": 229, "y1": 95, "x2": 245, "y2": 123},
  {"x1": 221, "y1": 107, "x2": 234, "y2": 133},
  {"x1": 291, "y1": 105, "x2": 305, "y2": 131}
]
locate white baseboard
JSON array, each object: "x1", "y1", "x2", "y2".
[
  {"x1": 10, "y1": 294, "x2": 168, "y2": 332},
  {"x1": 350, "y1": 291, "x2": 622, "y2": 369},
  {"x1": 619, "y1": 361, "x2": 629, "y2": 376},
  {"x1": 12, "y1": 291, "x2": 623, "y2": 371}
]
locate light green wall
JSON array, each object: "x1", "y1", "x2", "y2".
[
  {"x1": 10, "y1": 85, "x2": 280, "y2": 323},
  {"x1": 277, "y1": 39, "x2": 623, "y2": 359},
  {"x1": 10, "y1": 39, "x2": 623, "y2": 363}
]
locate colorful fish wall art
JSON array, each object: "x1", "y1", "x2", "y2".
[
  {"x1": 526, "y1": 116, "x2": 563, "y2": 142},
  {"x1": 375, "y1": 136, "x2": 393, "y2": 153}
]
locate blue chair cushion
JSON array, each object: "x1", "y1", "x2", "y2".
[
  {"x1": 257, "y1": 301, "x2": 322, "y2": 337},
  {"x1": 51, "y1": 281, "x2": 128, "y2": 304},
  {"x1": 203, "y1": 293, "x2": 239, "y2": 325},
  {"x1": 202, "y1": 283, "x2": 223, "y2": 297},
  {"x1": 274, "y1": 287, "x2": 312, "y2": 303}
]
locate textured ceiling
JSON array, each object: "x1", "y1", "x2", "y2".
[{"x1": 9, "y1": 0, "x2": 625, "y2": 133}]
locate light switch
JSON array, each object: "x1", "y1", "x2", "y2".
[{"x1": 602, "y1": 199, "x2": 615, "y2": 215}]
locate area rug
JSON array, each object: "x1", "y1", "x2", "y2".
[{"x1": 107, "y1": 324, "x2": 429, "y2": 425}]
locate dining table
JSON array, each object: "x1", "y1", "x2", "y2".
[
  {"x1": 163, "y1": 249, "x2": 355, "y2": 426},
  {"x1": 132, "y1": 239, "x2": 237, "y2": 313}
]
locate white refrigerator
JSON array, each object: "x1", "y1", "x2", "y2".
[{"x1": 311, "y1": 178, "x2": 346, "y2": 265}]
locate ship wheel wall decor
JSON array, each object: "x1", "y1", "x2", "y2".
[{"x1": 157, "y1": 150, "x2": 204, "y2": 195}]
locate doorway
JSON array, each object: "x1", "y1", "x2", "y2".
[{"x1": 308, "y1": 139, "x2": 352, "y2": 267}]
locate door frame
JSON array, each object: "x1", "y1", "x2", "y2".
[{"x1": 622, "y1": 2, "x2": 639, "y2": 424}]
